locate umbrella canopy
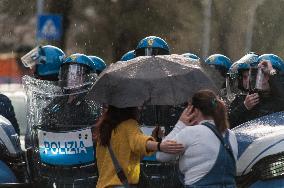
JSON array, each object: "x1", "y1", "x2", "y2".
[{"x1": 89, "y1": 55, "x2": 217, "y2": 107}]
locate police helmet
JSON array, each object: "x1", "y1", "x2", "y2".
[
  {"x1": 59, "y1": 53, "x2": 96, "y2": 93},
  {"x1": 258, "y1": 54, "x2": 284, "y2": 72},
  {"x1": 88, "y1": 56, "x2": 107, "y2": 74},
  {"x1": 120, "y1": 50, "x2": 135, "y2": 61},
  {"x1": 182, "y1": 53, "x2": 200, "y2": 60},
  {"x1": 135, "y1": 36, "x2": 170, "y2": 57},
  {"x1": 35, "y1": 45, "x2": 65, "y2": 80},
  {"x1": 231, "y1": 53, "x2": 259, "y2": 72},
  {"x1": 240, "y1": 53, "x2": 260, "y2": 67},
  {"x1": 205, "y1": 54, "x2": 232, "y2": 78},
  {"x1": 227, "y1": 53, "x2": 259, "y2": 93}
]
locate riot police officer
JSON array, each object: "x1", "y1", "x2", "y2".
[
  {"x1": 134, "y1": 36, "x2": 180, "y2": 188},
  {"x1": 225, "y1": 53, "x2": 254, "y2": 103},
  {"x1": 134, "y1": 36, "x2": 173, "y2": 134},
  {"x1": 203, "y1": 54, "x2": 232, "y2": 106},
  {"x1": 135, "y1": 36, "x2": 170, "y2": 57},
  {"x1": 257, "y1": 54, "x2": 284, "y2": 97},
  {"x1": 204, "y1": 54, "x2": 231, "y2": 95},
  {"x1": 229, "y1": 53, "x2": 284, "y2": 128},
  {"x1": 42, "y1": 53, "x2": 99, "y2": 127},
  {"x1": 205, "y1": 54, "x2": 232, "y2": 79},
  {"x1": 35, "y1": 53, "x2": 101, "y2": 188},
  {"x1": 24, "y1": 45, "x2": 65, "y2": 148},
  {"x1": 20, "y1": 45, "x2": 66, "y2": 187}
]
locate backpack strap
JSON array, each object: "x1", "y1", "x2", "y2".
[
  {"x1": 202, "y1": 122, "x2": 236, "y2": 163},
  {"x1": 108, "y1": 144, "x2": 130, "y2": 188}
]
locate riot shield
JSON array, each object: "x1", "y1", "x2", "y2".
[
  {"x1": 233, "y1": 111, "x2": 284, "y2": 188},
  {"x1": 22, "y1": 75, "x2": 102, "y2": 188}
]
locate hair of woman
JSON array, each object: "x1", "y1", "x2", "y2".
[
  {"x1": 191, "y1": 89, "x2": 229, "y2": 133},
  {"x1": 97, "y1": 105, "x2": 139, "y2": 146}
]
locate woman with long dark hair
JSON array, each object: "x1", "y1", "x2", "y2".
[
  {"x1": 157, "y1": 90, "x2": 238, "y2": 188},
  {"x1": 96, "y1": 105, "x2": 184, "y2": 188}
]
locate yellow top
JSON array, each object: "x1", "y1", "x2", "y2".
[{"x1": 96, "y1": 119, "x2": 154, "y2": 188}]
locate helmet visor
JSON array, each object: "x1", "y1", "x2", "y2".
[
  {"x1": 59, "y1": 63, "x2": 91, "y2": 92},
  {"x1": 21, "y1": 46, "x2": 41, "y2": 68},
  {"x1": 226, "y1": 73, "x2": 239, "y2": 101},
  {"x1": 248, "y1": 67, "x2": 258, "y2": 92},
  {"x1": 249, "y1": 67, "x2": 267, "y2": 91},
  {"x1": 135, "y1": 47, "x2": 169, "y2": 57}
]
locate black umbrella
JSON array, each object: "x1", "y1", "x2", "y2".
[{"x1": 89, "y1": 55, "x2": 217, "y2": 107}]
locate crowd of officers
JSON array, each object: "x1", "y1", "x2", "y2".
[
  {"x1": 0, "y1": 35, "x2": 283, "y2": 187},
  {"x1": 120, "y1": 36, "x2": 284, "y2": 134},
  {"x1": 3, "y1": 36, "x2": 284, "y2": 136}
]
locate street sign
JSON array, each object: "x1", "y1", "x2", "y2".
[{"x1": 37, "y1": 14, "x2": 63, "y2": 41}]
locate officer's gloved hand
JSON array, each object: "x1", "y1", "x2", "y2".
[
  {"x1": 244, "y1": 93, "x2": 259, "y2": 110},
  {"x1": 258, "y1": 60, "x2": 275, "y2": 75}
]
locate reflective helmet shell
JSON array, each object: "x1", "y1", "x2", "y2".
[
  {"x1": 182, "y1": 53, "x2": 200, "y2": 60},
  {"x1": 60, "y1": 54, "x2": 97, "y2": 94},
  {"x1": 240, "y1": 53, "x2": 259, "y2": 67},
  {"x1": 227, "y1": 53, "x2": 258, "y2": 93},
  {"x1": 205, "y1": 54, "x2": 232, "y2": 71},
  {"x1": 36, "y1": 45, "x2": 65, "y2": 77},
  {"x1": 120, "y1": 50, "x2": 135, "y2": 61},
  {"x1": 88, "y1": 56, "x2": 107, "y2": 72},
  {"x1": 229, "y1": 62, "x2": 249, "y2": 74},
  {"x1": 64, "y1": 53, "x2": 96, "y2": 72},
  {"x1": 258, "y1": 54, "x2": 284, "y2": 72},
  {"x1": 230, "y1": 53, "x2": 259, "y2": 73},
  {"x1": 136, "y1": 36, "x2": 170, "y2": 52}
]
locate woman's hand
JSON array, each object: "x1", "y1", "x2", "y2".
[
  {"x1": 179, "y1": 105, "x2": 198, "y2": 126},
  {"x1": 159, "y1": 140, "x2": 184, "y2": 154},
  {"x1": 151, "y1": 125, "x2": 165, "y2": 141}
]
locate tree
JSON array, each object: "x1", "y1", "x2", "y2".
[{"x1": 67, "y1": 0, "x2": 182, "y2": 63}]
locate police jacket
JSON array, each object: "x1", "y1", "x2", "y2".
[
  {"x1": 229, "y1": 73, "x2": 284, "y2": 128},
  {"x1": 139, "y1": 105, "x2": 185, "y2": 134},
  {"x1": 0, "y1": 94, "x2": 19, "y2": 134}
]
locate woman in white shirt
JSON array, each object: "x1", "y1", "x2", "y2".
[{"x1": 157, "y1": 89, "x2": 238, "y2": 188}]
